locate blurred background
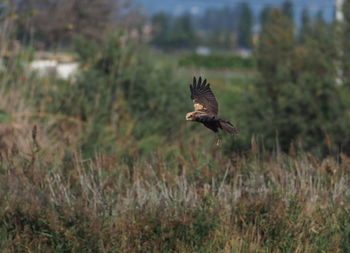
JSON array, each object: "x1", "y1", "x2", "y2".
[
  {"x1": 0, "y1": 0, "x2": 347, "y2": 157},
  {"x1": 2, "y1": 1, "x2": 350, "y2": 252}
]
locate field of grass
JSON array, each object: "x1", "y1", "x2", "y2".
[
  {"x1": 1, "y1": 121, "x2": 349, "y2": 252},
  {"x1": 0, "y1": 47, "x2": 350, "y2": 252}
]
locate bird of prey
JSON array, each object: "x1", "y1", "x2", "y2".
[{"x1": 186, "y1": 76, "x2": 239, "y2": 136}]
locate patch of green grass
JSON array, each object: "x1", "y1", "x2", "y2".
[{"x1": 179, "y1": 54, "x2": 255, "y2": 70}]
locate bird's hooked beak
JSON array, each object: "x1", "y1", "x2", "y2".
[{"x1": 186, "y1": 112, "x2": 193, "y2": 121}]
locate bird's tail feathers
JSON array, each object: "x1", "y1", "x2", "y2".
[{"x1": 219, "y1": 120, "x2": 239, "y2": 135}]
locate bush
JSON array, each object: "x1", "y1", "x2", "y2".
[{"x1": 34, "y1": 34, "x2": 191, "y2": 156}]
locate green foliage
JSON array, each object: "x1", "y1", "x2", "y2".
[
  {"x1": 240, "y1": 9, "x2": 350, "y2": 154},
  {"x1": 197, "y1": 7, "x2": 238, "y2": 50},
  {"x1": 338, "y1": 205, "x2": 350, "y2": 252},
  {"x1": 299, "y1": 8, "x2": 311, "y2": 43},
  {"x1": 179, "y1": 54, "x2": 255, "y2": 69},
  {"x1": 237, "y1": 2, "x2": 253, "y2": 48},
  {"x1": 260, "y1": 5, "x2": 272, "y2": 27},
  {"x1": 151, "y1": 12, "x2": 172, "y2": 48},
  {"x1": 170, "y1": 14, "x2": 197, "y2": 49},
  {"x1": 0, "y1": 110, "x2": 11, "y2": 123},
  {"x1": 341, "y1": 0, "x2": 350, "y2": 89},
  {"x1": 43, "y1": 34, "x2": 190, "y2": 155},
  {"x1": 115, "y1": 199, "x2": 220, "y2": 252},
  {"x1": 151, "y1": 13, "x2": 197, "y2": 49},
  {"x1": 282, "y1": 0, "x2": 294, "y2": 21}
]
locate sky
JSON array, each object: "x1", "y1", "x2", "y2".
[{"x1": 134, "y1": 0, "x2": 335, "y2": 22}]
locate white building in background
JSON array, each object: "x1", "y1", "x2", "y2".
[
  {"x1": 196, "y1": 46, "x2": 211, "y2": 56},
  {"x1": 56, "y1": 62, "x2": 79, "y2": 80},
  {"x1": 29, "y1": 52, "x2": 79, "y2": 80},
  {"x1": 30, "y1": 60, "x2": 79, "y2": 80}
]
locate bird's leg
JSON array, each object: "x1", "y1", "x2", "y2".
[{"x1": 216, "y1": 133, "x2": 222, "y2": 146}]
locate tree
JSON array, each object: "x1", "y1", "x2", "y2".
[
  {"x1": 289, "y1": 19, "x2": 348, "y2": 153},
  {"x1": 260, "y1": 5, "x2": 272, "y2": 28},
  {"x1": 282, "y1": 0, "x2": 294, "y2": 21},
  {"x1": 341, "y1": 0, "x2": 350, "y2": 89},
  {"x1": 318, "y1": 10, "x2": 326, "y2": 22},
  {"x1": 198, "y1": 6, "x2": 238, "y2": 49},
  {"x1": 237, "y1": 2, "x2": 253, "y2": 48},
  {"x1": 240, "y1": 9, "x2": 349, "y2": 154},
  {"x1": 151, "y1": 12, "x2": 171, "y2": 47},
  {"x1": 247, "y1": 9, "x2": 295, "y2": 150},
  {"x1": 168, "y1": 14, "x2": 197, "y2": 49},
  {"x1": 151, "y1": 13, "x2": 196, "y2": 49},
  {"x1": 299, "y1": 8, "x2": 311, "y2": 43},
  {"x1": 256, "y1": 9, "x2": 294, "y2": 91}
]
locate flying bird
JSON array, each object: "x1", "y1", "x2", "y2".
[{"x1": 186, "y1": 76, "x2": 239, "y2": 136}]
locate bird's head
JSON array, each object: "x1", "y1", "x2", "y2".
[{"x1": 186, "y1": 112, "x2": 195, "y2": 121}]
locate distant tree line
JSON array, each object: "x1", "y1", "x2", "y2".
[
  {"x1": 2, "y1": 0, "x2": 330, "y2": 53},
  {"x1": 5, "y1": 0, "x2": 145, "y2": 49},
  {"x1": 151, "y1": 13, "x2": 196, "y2": 49},
  {"x1": 151, "y1": 3, "x2": 253, "y2": 50},
  {"x1": 151, "y1": 1, "x2": 331, "y2": 52}
]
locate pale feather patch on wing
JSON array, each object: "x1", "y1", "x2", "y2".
[
  {"x1": 189, "y1": 76, "x2": 218, "y2": 116},
  {"x1": 194, "y1": 103, "x2": 204, "y2": 111}
]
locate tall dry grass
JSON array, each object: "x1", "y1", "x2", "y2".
[{"x1": 0, "y1": 92, "x2": 349, "y2": 252}]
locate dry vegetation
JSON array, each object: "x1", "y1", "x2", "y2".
[{"x1": 0, "y1": 79, "x2": 350, "y2": 252}]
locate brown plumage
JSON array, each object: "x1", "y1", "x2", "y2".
[{"x1": 186, "y1": 76, "x2": 239, "y2": 135}]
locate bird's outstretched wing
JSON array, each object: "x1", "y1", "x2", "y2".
[{"x1": 190, "y1": 76, "x2": 219, "y2": 116}]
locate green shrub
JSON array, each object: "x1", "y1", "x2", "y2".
[
  {"x1": 31, "y1": 34, "x2": 191, "y2": 156},
  {"x1": 338, "y1": 206, "x2": 350, "y2": 252}
]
